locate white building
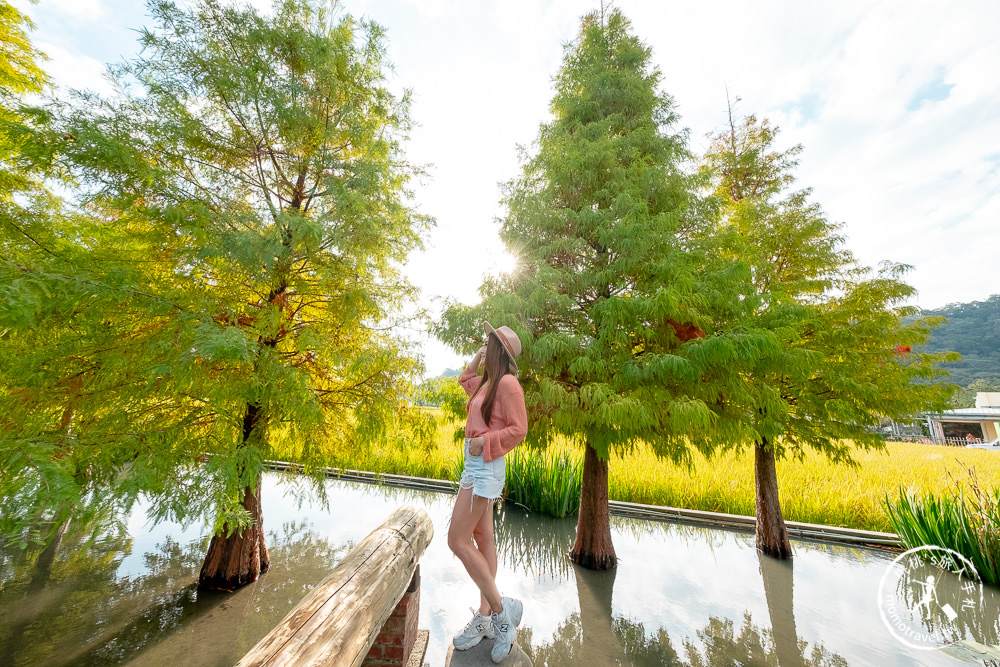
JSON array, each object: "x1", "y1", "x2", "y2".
[{"x1": 925, "y1": 392, "x2": 1000, "y2": 446}]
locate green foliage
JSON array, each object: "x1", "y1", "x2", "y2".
[
  {"x1": 0, "y1": 0, "x2": 50, "y2": 192},
  {"x1": 700, "y1": 106, "x2": 956, "y2": 461},
  {"x1": 413, "y1": 374, "x2": 468, "y2": 414},
  {"x1": 436, "y1": 9, "x2": 727, "y2": 463},
  {"x1": 885, "y1": 473, "x2": 1000, "y2": 585},
  {"x1": 504, "y1": 446, "x2": 582, "y2": 518},
  {"x1": 922, "y1": 295, "x2": 1000, "y2": 387},
  {"x1": 0, "y1": 2, "x2": 47, "y2": 96},
  {"x1": 0, "y1": 0, "x2": 429, "y2": 544},
  {"x1": 0, "y1": 0, "x2": 68, "y2": 261}
]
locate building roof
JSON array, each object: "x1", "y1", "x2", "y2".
[
  {"x1": 928, "y1": 407, "x2": 1000, "y2": 421},
  {"x1": 944, "y1": 407, "x2": 1000, "y2": 415}
]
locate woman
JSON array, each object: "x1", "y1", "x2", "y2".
[{"x1": 448, "y1": 322, "x2": 528, "y2": 663}]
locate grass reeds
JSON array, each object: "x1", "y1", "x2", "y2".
[
  {"x1": 503, "y1": 446, "x2": 583, "y2": 518},
  {"x1": 885, "y1": 469, "x2": 1000, "y2": 585}
]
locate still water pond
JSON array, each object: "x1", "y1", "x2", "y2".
[{"x1": 1, "y1": 472, "x2": 998, "y2": 666}]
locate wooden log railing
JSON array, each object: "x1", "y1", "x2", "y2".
[{"x1": 238, "y1": 505, "x2": 434, "y2": 667}]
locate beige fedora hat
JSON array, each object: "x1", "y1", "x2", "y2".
[{"x1": 484, "y1": 322, "x2": 521, "y2": 374}]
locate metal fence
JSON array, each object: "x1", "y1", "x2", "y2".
[{"x1": 883, "y1": 434, "x2": 978, "y2": 447}]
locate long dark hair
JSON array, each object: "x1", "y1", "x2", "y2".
[{"x1": 469, "y1": 333, "x2": 511, "y2": 424}]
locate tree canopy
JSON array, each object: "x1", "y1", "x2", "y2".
[
  {"x1": 436, "y1": 7, "x2": 738, "y2": 569},
  {"x1": 700, "y1": 105, "x2": 955, "y2": 556},
  {"x1": 0, "y1": 0, "x2": 430, "y2": 584},
  {"x1": 702, "y1": 108, "x2": 955, "y2": 463}
]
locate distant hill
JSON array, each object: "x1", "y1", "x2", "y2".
[{"x1": 921, "y1": 294, "x2": 1000, "y2": 386}]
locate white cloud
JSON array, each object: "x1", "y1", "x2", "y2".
[
  {"x1": 37, "y1": 0, "x2": 107, "y2": 20},
  {"x1": 36, "y1": 41, "x2": 115, "y2": 97},
  {"x1": 19, "y1": 0, "x2": 1000, "y2": 373}
]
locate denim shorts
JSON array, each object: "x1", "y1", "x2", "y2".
[{"x1": 459, "y1": 437, "x2": 505, "y2": 500}]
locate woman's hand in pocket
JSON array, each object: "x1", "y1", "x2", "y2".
[{"x1": 468, "y1": 436, "x2": 485, "y2": 456}]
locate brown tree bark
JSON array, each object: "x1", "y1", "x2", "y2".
[
  {"x1": 569, "y1": 443, "x2": 617, "y2": 570},
  {"x1": 754, "y1": 436, "x2": 792, "y2": 559},
  {"x1": 198, "y1": 477, "x2": 270, "y2": 591},
  {"x1": 198, "y1": 402, "x2": 270, "y2": 591}
]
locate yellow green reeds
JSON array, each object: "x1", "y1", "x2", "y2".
[
  {"x1": 607, "y1": 441, "x2": 1000, "y2": 532},
  {"x1": 287, "y1": 414, "x2": 1000, "y2": 532}
]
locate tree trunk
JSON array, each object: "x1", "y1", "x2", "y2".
[
  {"x1": 570, "y1": 443, "x2": 617, "y2": 570},
  {"x1": 198, "y1": 477, "x2": 270, "y2": 591},
  {"x1": 199, "y1": 402, "x2": 270, "y2": 591},
  {"x1": 754, "y1": 437, "x2": 792, "y2": 559}
]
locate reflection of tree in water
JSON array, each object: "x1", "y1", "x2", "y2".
[
  {"x1": 610, "y1": 513, "x2": 742, "y2": 553},
  {"x1": 520, "y1": 613, "x2": 679, "y2": 666},
  {"x1": 493, "y1": 505, "x2": 766, "y2": 580},
  {"x1": 525, "y1": 612, "x2": 847, "y2": 667},
  {"x1": 0, "y1": 520, "x2": 348, "y2": 666},
  {"x1": 524, "y1": 546, "x2": 846, "y2": 667},
  {"x1": 685, "y1": 613, "x2": 848, "y2": 667},
  {"x1": 894, "y1": 558, "x2": 1000, "y2": 648},
  {"x1": 494, "y1": 503, "x2": 578, "y2": 578},
  {"x1": 0, "y1": 516, "x2": 130, "y2": 666}
]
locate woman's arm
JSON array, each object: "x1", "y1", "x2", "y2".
[
  {"x1": 477, "y1": 376, "x2": 528, "y2": 461},
  {"x1": 458, "y1": 345, "x2": 487, "y2": 397}
]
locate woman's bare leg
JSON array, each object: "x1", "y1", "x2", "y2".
[
  {"x1": 448, "y1": 487, "x2": 502, "y2": 614},
  {"x1": 473, "y1": 499, "x2": 498, "y2": 615}
]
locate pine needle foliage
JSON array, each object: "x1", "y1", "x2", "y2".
[
  {"x1": 0, "y1": 0, "x2": 430, "y2": 550},
  {"x1": 701, "y1": 107, "x2": 957, "y2": 461},
  {"x1": 438, "y1": 8, "x2": 728, "y2": 461},
  {"x1": 0, "y1": 0, "x2": 49, "y2": 194},
  {"x1": 437, "y1": 8, "x2": 740, "y2": 568},
  {"x1": 698, "y1": 104, "x2": 957, "y2": 557}
]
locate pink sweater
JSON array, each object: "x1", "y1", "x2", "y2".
[{"x1": 459, "y1": 365, "x2": 528, "y2": 462}]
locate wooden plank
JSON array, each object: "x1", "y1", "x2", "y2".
[{"x1": 237, "y1": 505, "x2": 433, "y2": 667}]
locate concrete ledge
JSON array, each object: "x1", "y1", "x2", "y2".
[
  {"x1": 405, "y1": 630, "x2": 429, "y2": 667},
  {"x1": 445, "y1": 641, "x2": 531, "y2": 666},
  {"x1": 607, "y1": 500, "x2": 902, "y2": 548}
]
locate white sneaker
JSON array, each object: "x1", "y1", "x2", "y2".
[
  {"x1": 490, "y1": 596, "x2": 524, "y2": 663},
  {"x1": 453, "y1": 608, "x2": 494, "y2": 650}
]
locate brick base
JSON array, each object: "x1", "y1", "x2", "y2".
[{"x1": 362, "y1": 566, "x2": 421, "y2": 667}]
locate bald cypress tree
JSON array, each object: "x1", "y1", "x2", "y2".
[
  {"x1": 1, "y1": 0, "x2": 428, "y2": 589},
  {"x1": 438, "y1": 8, "x2": 733, "y2": 570},
  {"x1": 702, "y1": 106, "x2": 954, "y2": 558}
]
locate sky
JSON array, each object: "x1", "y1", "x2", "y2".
[{"x1": 14, "y1": 0, "x2": 1000, "y2": 376}]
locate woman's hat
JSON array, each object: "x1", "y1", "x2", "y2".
[{"x1": 484, "y1": 322, "x2": 521, "y2": 374}]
